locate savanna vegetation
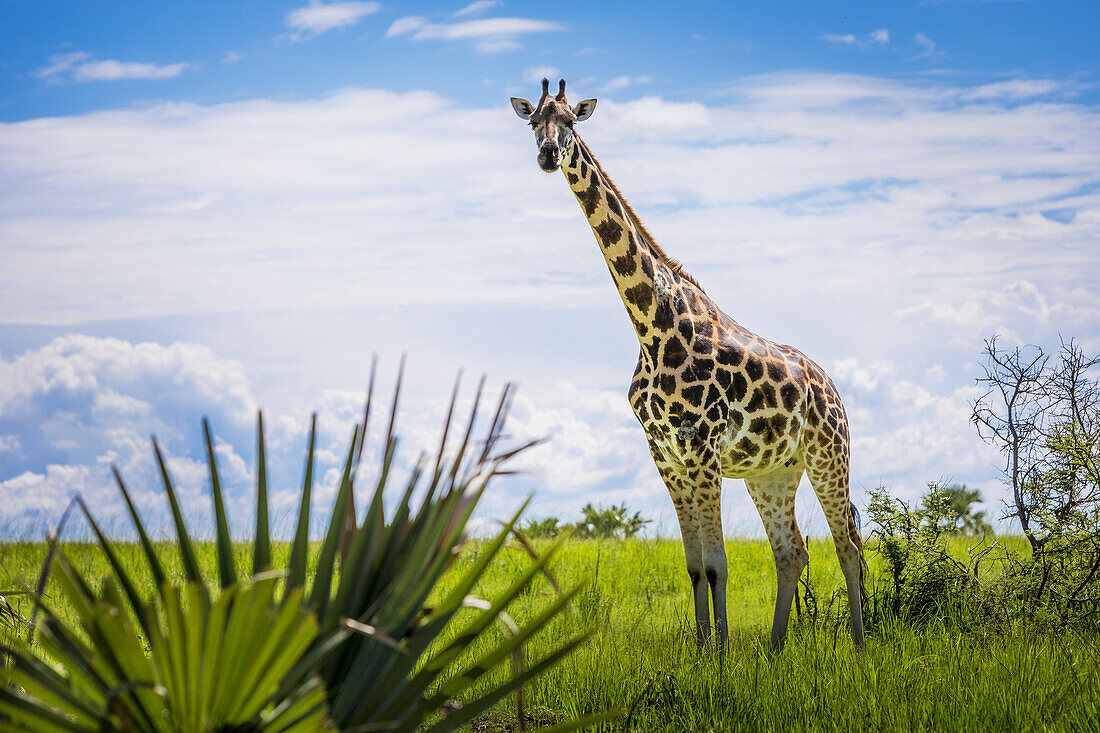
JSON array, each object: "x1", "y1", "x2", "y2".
[{"x1": 2, "y1": 337, "x2": 1099, "y2": 731}]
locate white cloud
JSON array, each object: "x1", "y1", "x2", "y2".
[
  {"x1": 3, "y1": 73, "x2": 1099, "y2": 537},
  {"x1": 35, "y1": 53, "x2": 189, "y2": 83},
  {"x1": 223, "y1": 51, "x2": 241, "y2": 64},
  {"x1": 960, "y1": 79, "x2": 1067, "y2": 102},
  {"x1": 386, "y1": 16, "x2": 563, "y2": 53},
  {"x1": 524, "y1": 66, "x2": 560, "y2": 84},
  {"x1": 0, "y1": 335, "x2": 667, "y2": 538},
  {"x1": 896, "y1": 281, "x2": 1098, "y2": 345},
  {"x1": 285, "y1": 1, "x2": 381, "y2": 40},
  {"x1": 2, "y1": 73, "x2": 1097, "y2": 331},
  {"x1": 0, "y1": 336, "x2": 264, "y2": 536},
  {"x1": 822, "y1": 29, "x2": 890, "y2": 48},
  {"x1": 830, "y1": 356, "x2": 1003, "y2": 516},
  {"x1": 33, "y1": 52, "x2": 91, "y2": 79},
  {"x1": 74, "y1": 60, "x2": 190, "y2": 82},
  {"x1": 914, "y1": 32, "x2": 938, "y2": 58},
  {"x1": 454, "y1": 0, "x2": 502, "y2": 17},
  {"x1": 476, "y1": 39, "x2": 522, "y2": 54},
  {"x1": 600, "y1": 75, "x2": 652, "y2": 92}
]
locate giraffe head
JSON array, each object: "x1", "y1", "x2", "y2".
[{"x1": 511, "y1": 78, "x2": 596, "y2": 172}]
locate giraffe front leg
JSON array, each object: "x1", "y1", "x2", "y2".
[
  {"x1": 668, "y1": 489, "x2": 709, "y2": 646},
  {"x1": 696, "y1": 487, "x2": 728, "y2": 652},
  {"x1": 649, "y1": 441, "x2": 710, "y2": 647}
]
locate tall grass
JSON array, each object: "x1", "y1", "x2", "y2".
[{"x1": 3, "y1": 535, "x2": 1096, "y2": 731}]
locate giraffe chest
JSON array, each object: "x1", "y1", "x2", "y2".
[{"x1": 628, "y1": 356, "x2": 726, "y2": 468}]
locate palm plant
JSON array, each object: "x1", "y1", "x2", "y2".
[{"x1": 0, "y1": 366, "x2": 599, "y2": 731}]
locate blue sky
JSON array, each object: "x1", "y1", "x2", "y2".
[
  {"x1": 1, "y1": 0, "x2": 1098, "y2": 541},
  {"x1": 3, "y1": 0, "x2": 1098, "y2": 120}
]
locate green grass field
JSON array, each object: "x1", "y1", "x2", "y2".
[{"x1": 3, "y1": 535, "x2": 1098, "y2": 732}]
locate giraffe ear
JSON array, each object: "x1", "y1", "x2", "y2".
[
  {"x1": 573, "y1": 99, "x2": 597, "y2": 121},
  {"x1": 510, "y1": 97, "x2": 534, "y2": 120}
]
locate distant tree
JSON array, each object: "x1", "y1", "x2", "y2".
[
  {"x1": 520, "y1": 516, "x2": 565, "y2": 539},
  {"x1": 573, "y1": 503, "x2": 651, "y2": 539},
  {"x1": 520, "y1": 504, "x2": 652, "y2": 540},
  {"x1": 930, "y1": 484, "x2": 993, "y2": 536}
]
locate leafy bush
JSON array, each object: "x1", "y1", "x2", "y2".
[
  {"x1": 0, "y1": 372, "x2": 601, "y2": 731},
  {"x1": 863, "y1": 483, "x2": 1005, "y2": 631}
]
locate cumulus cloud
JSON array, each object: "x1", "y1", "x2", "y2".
[
  {"x1": 0, "y1": 336, "x2": 260, "y2": 536},
  {"x1": 386, "y1": 16, "x2": 564, "y2": 53},
  {"x1": 285, "y1": 1, "x2": 381, "y2": 40},
  {"x1": 830, "y1": 355, "x2": 1004, "y2": 522},
  {"x1": 35, "y1": 52, "x2": 189, "y2": 82},
  {"x1": 0, "y1": 336, "x2": 671, "y2": 538}
]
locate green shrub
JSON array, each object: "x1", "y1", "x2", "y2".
[{"x1": 863, "y1": 483, "x2": 1007, "y2": 632}]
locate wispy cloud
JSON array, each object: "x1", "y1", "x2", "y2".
[
  {"x1": 285, "y1": 1, "x2": 381, "y2": 41},
  {"x1": 35, "y1": 52, "x2": 190, "y2": 83},
  {"x1": 822, "y1": 28, "x2": 890, "y2": 48},
  {"x1": 959, "y1": 78, "x2": 1068, "y2": 101},
  {"x1": 386, "y1": 16, "x2": 564, "y2": 54},
  {"x1": 454, "y1": 0, "x2": 502, "y2": 17},
  {"x1": 913, "y1": 32, "x2": 938, "y2": 58},
  {"x1": 223, "y1": 50, "x2": 241, "y2": 64},
  {"x1": 523, "y1": 66, "x2": 560, "y2": 84},
  {"x1": 600, "y1": 75, "x2": 652, "y2": 92}
]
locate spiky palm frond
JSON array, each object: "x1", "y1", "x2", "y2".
[
  {"x1": 0, "y1": 565, "x2": 328, "y2": 731},
  {"x1": 2, "y1": 366, "x2": 605, "y2": 732}
]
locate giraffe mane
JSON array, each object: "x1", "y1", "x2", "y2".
[{"x1": 575, "y1": 134, "x2": 706, "y2": 293}]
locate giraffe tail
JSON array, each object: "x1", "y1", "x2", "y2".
[{"x1": 848, "y1": 500, "x2": 868, "y2": 605}]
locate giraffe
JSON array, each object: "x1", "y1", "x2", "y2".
[{"x1": 511, "y1": 79, "x2": 865, "y2": 651}]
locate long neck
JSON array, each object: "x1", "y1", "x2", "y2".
[{"x1": 561, "y1": 135, "x2": 698, "y2": 345}]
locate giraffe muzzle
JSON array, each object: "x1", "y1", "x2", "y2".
[{"x1": 537, "y1": 145, "x2": 561, "y2": 172}]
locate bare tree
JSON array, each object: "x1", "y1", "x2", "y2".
[
  {"x1": 1043, "y1": 339, "x2": 1100, "y2": 521},
  {"x1": 972, "y1": 336, "x2": 1049, "y2": 552},
  {"x1": 973, "y1": 337, "x2": 1100, "y2": 619}
]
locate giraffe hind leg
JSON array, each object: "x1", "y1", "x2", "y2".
[
  {"x1": 745, "y1": 468, "x2": 807, "y2": 653},
  {"x1": 805, "y1": 444, "x2": 866, "y2": 649}
]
